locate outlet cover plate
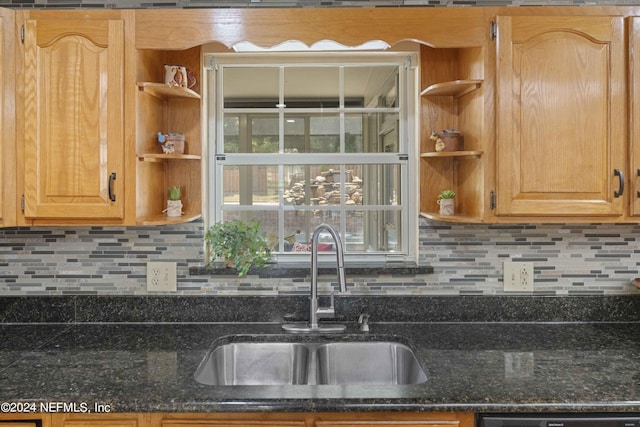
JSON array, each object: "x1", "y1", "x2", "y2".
[
  {"x1": 503, "y1": 261, "x2": 534, "y2": 292},
  {"x1": 147, "y1": 261, "x2": 177, "y2": 292}
]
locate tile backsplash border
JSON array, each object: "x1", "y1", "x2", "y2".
[{"x1": 1, "y1": 218, "x2": 639, "y2": 296}]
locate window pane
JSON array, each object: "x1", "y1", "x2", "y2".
[
  {"x1": 344, "y1": 65, "x2": 398, "y2": 108},
  {"x1": 250, "y1": 116, "x2": 279, "y2": 153},
  {"x1": 284, "y1": 67, "x2": 339, "y2": 107},
  {"x1": 358, "y1": 164, "x2": 401, "y2": 206},
  {"x1": 221, "y1": 211, "x2": 279, "y2": 252},
  {"x1": 223, "y1": 67, "x2": 279, "y2": 108},
  {"x1": 347, "y1": 210, "x2": 402, "y2": 252},
  {"x1": 283, "y1": 211, "x2": 341, "y2": 253},
  {"x1": 285, "y1": 165, "x2": 364, "y2": 207},
  {"x1": 222, "y1": 165, "x2": 280, "y2": 205},
  {"x1": 347, "y1": 112, "x2": 399, "y2": 154},
  {"x1": 310, "y1": 115, "x2": 340, "y2": 153},
  {"x1": 344, "y1": 114, "x2": 364, "y2": 153},
  {"x1": 280, "y1": 209, "x2": 402, "y2": 253},
  {"x1": 223, "y1": 115, "x2": 239, "y2": 153},
  {"x1": 283, "y1": 116, "x2": 305, "y2": 153}
]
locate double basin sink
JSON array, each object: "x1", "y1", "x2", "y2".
[{"x1": 195, "y1": 336, "x2": 427, "y2": 386}]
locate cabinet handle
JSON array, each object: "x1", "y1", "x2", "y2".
[
  {"x1": 637, "y1": 169, "x2": 640, "y2": 198},
  {"x1": 614, "y1": 169, "x2": 624, "y2": 197},
  {"x1": 108, "y1": 172, "x2": 116, "y2": 202}
]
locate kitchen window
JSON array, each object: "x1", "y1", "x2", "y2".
[{"x1": 205, "y1": 52, "x2": 418, "y2": 263}]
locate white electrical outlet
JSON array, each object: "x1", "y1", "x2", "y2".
[
  {"x1": 147, "y1": 261, "x2": 177, "y2": 292},
  {"x1": 503, "y1": 261, "x2": 534, "y2": 292}
]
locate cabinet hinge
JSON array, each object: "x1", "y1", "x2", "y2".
[
  {"x1": 21, "y1": 194, "x2": 25, "y2": 213},
  {"x1": 490, "y1": 21, "x2": 497, "y2": 42},
  {"x1": 20, "y1": 25, "x2": 24, "y2": 44},
  {"x1": 490, "y1": 190, "x2": 496, "y2": 210}
]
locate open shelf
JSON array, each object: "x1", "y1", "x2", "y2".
[
  {"x1": 420, "y1": 79, "x2": 482, "y2": 98},
  {"x1": 138, "y1": 153, "x2": 202, "y2": 162},
  {"x1": 421, "y1": 151, "x2": 483, "y2": 159},
  {"x1": 419, "y1": 212, "x2": 484, "y2": 223},
  {"x1": 137, "y1": 82, "x2": 201, "y2": 99},
  {"x1": 137, "y1": 212, "x2": 202, "y2": 226}
]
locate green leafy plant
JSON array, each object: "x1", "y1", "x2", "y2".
[
  {"x1": 204, "y1": 219, "x2": 271, "y2": 276},
  {"x1": 437, "y1": 189, "x2": 456, "y2": 200},
  {"x1": 168, "y1": 186, "x2": 181, "y2": 201}
]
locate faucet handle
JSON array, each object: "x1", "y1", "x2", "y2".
[
  {"x1": 358, "y1": 313, "x2": 370, "y2": 332},
  {"x1": 315, "y1": 292, "x2": 336, "y2": 319}
]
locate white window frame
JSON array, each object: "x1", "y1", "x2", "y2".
[{"x1": 204, "y1": 52, "x2": 419, "y2": 264}]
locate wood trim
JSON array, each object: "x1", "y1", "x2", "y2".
[{"x1": 135, "y1": 8, "x2": 485, "y2": 50}]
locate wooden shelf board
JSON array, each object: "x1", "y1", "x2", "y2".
[
  {"x1": 419, "y1": 212, "x2": 483, "y2": 223},
  {"x1": 138, "y1": 153, "x2": 202, "y2": 162},
  {"x1": 136, "y1": 213, "x2": 202, "y2": 226},
  {"x1": 420, "y1": 79, "x2": 483, "y2": 98},
  {"x1": 137, "y1": 82, "x2": 201, "y2": 99},
  {"x1": 421, "y1": 150, "x2": 483, "y2": 159}
]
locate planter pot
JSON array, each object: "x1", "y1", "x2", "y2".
[
  {"x1": 166, "y1": 199, "x2": 183, "y2": 217},
  {"x1": 438, "y1": 198, "x2": 455, "y2": 216}
]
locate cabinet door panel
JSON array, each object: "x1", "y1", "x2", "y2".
[
  {"x1": 162, "y1": 422, "x2": 304, "y2": 427},
  {"x1": 52, "y1": 413, "x2": 144, "y2": 427},
  {"x1": 23, "y1": 18, "x2": 124, "y2": 219},
  {"x1": 631, "y1": 16, "x2": 640, "y2": 217},
  {"x1": 0, "y1": 8, "x2": 16, "y2": 227},
  {"x1": 496, "y1": 15, "x2": 625, "y2": 217},
  {"x1": 316, "y1": 423, "x2": 458, "y2": 427}
]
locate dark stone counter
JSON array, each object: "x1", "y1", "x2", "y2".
[
  {"x1": 2, "y1": 321, "x2": 640, "y2": 413},
  {"x1": 2, "y1": 295, "x2": 640, "y2": 413}
]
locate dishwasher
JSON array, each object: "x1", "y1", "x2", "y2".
[{"x1": 478, "y1": 414, "x2": 640, "y2": 427}]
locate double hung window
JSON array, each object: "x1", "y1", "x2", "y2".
[{"x1": 206, "y1": 53, "x2": 417, "y2": 262}]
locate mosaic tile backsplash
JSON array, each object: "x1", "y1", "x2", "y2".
[
  {"x1": 0, "y1": 218, "x2": 638, "y2": 296},
  {"x1": 1, "y1": 0, "x2": 640, "y2": 8}
]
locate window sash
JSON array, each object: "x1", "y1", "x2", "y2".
[{"x1": 207, "y1": 53, "x2": 417, "y2": 262}]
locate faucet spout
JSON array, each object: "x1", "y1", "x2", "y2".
[{"x1": 283, "y1": 223, "x2": 347, "y2": 333}]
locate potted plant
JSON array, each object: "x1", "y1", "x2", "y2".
[
  {"x1": 165, "y1": 186, "x2": 183, "y2": 217},
  {"x1": 204, "y1": 219, "x2": 271, "y2": 276},
  {"x1": 437, "y1": 189, "x2": 456, "y2": 216}
]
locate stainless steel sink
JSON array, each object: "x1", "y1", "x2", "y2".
[
  {"x1": 194, "y1": 339, "x2": 427, "y2": 386},
  {"x1": 194, "y1": 342, "x2": 310, "y2": 385},
  {"x1": 315, "y1": 341, "x2": 427, "y2": 385}
]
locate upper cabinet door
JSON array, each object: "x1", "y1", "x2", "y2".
[
  {"x1": 630, "y1": 17, "x2": 640, "y2": 217},
  {"x1": 23, "y1": 18, "x2": 124, "y2": 219},
  {"x1": 496, "y1": 15, "x2": 625, "y2": 217},
  {"x1": 0, "y1": 8, "x2": 17, "y2": 228}
]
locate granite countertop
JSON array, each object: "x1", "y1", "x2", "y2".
[{"x1": 2, "y1": 320, "x2": 640, "y2": 414}]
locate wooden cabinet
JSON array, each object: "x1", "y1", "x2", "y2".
[
  {"x1": 51, "y1": 413, "x2": 148, "y2": 427},
  {"x1": 0, "y1": 7, "x2": 16, "y2": 227},
  {"x1": 135, "y1": 46, "x2": 202, "y2": 225},
  {"x1": 629, "y1": 16, "x2": 640, "y2": 217},
  {"x1": 495, "y1": 15, "x2": 626, "y2": 218},
  {"x1": 151, "y1": 412, "x2": 473, "y2": 427},
  {"x1": 419, "y1": 45, "x2": 488, "y2": 222},
  {"x1": 0, "y1": 413, "x2": 50, "y2": 426},
  {"x1": 21, "y1": 15, "x2": 126, "y2": 222}
]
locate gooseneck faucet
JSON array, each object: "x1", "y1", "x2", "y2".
[{"x1": 283, "y1": 223, "x2": 347, "y2": 333}]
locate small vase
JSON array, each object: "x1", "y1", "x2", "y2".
[
  {"x1": 437, "y1": 198, "x2": 455, "y2": 216},
  {"x1": 166, "y1": 199, "x2": 183, "y2": 217}
]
